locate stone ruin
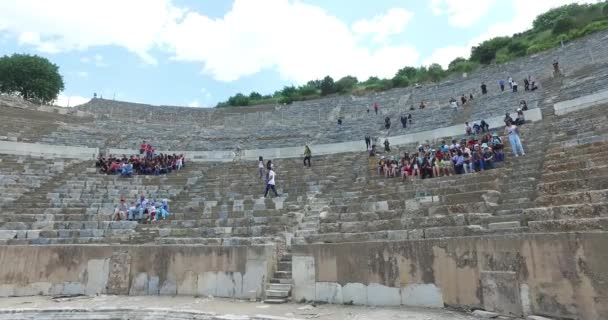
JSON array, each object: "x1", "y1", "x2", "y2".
[{"x1": 0, "y1": 30, "x2": 607, "y2": 320}]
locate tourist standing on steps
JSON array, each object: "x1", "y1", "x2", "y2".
[
  {"x1": 499, "y1": 79, "x2": 505, "y2": 92},
  {"x1": 303, "y1": 145, "x2": 312, "y2": 167},
  {"x1": 400, "y1": 113, "x2": 407, "y2": 128},
  {"x1": 481, "y1": 82, "x2": 487, "y2": 94},
  {"x1": 264, "y1": 167, "x2": 279, "y2": 198},
  {"x1": 384, "y1": 116, "x2": 391, "y2": 130},
  {"x1": 384, "y1": 138, "x2": 391, "y2": 152},
  {"x1": 373, "y1": 102, "x2": 379, "y2": 114},
  {"x1": 258, "y1": 156, "x2": 264, "y2": 180},
  {"x1": 504, "y1": 120, "x2": 525, "y2": 157},
  {"x1": 365, "y1": 135, "x2": 371, "y2": 150}
]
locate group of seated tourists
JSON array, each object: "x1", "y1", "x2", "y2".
[
  {"x1": 112, "y1": 195, "x2": 170, "y2": 223},
  {"x1": 371, "y1": 131, "x2": 506, "y2": 180},
  {"x1": 96, "y1": 153, "x2": 185, "y2": 176}
]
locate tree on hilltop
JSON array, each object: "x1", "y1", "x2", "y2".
[{"x1": 0, "y1": 53, "x2": 64, "y2": 104}]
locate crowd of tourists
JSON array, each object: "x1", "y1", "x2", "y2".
[
  {"x1": 370, "y1": 117, "x2": 525, "y2": 180},
  {"x1": 112, "y1": 195, "x2": 170, "y2": 223},
  {"x1": 96, "y1": 141, "x2": 185, "y2": 176}
]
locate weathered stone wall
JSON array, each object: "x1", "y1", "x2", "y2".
[
  {"x1": 0, "y1": 244, "x2": 276, "y2": 299},
  {"x1": 292, "y1": 232, "x2": 608, "y2": 320}
]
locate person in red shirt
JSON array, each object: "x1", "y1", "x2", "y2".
[
  {"x1": 139, "y1": 140, "x2": 147, "y2": 155},
  {"x1": 145, "y1": 144, "x2": 154, "y2": 159},
  {"x1": 373, "y1": 103, "x2": 378, "y2": 115}
]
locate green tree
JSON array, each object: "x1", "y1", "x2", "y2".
[
  {"x1": 249, "y1": 91, "x2": 262, "y2": 100},
  {"x1": 508, "y1": 41, "x2": 528, "y2": 57},
  {"x1": 470, "y1": 37, "x2": 511, "y2": 64},
  {"x1": 552, "y1": 17, "x2": 576, "y2": 34},
  {"x1": 448, "y1": 57, "x2": 467, "y2": 70},
  {"x1": 391, "y1": 74, "x2": 410, "y2": 88},
  {"x1": 320, "y1": 75, "x2": 336, "y2": 96},
  {"x1": 427, "y1": 63, "x2": 445, "y2": 82},
  {"x1": 395, "y1": 66, "x2": 417, "y2": 80},
  {"x1": 335, "y1": 75, "x2": 358, "y2": 93},
  {"x1": 603, "y1": 3, "x2": 608, "y2": 16},
  {"x1": 0, "y1": 53, "x2": 64, "y2": 104},
  {"x1": 227, "y1": 93, "x2": 249, "y2": 106}
]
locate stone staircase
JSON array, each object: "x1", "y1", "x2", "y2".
[{"x1": 264, "y1": 251, "x2": 293, "y2": 304}]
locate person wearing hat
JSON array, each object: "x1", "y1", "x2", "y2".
[
  {"x1": 113, "y1": 198, "x2": 128, "y2": 221},
  {"x1": 492, "y1": 133, "x2": 504, "y2": 161}
]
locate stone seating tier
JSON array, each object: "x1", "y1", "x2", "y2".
[{"x1": 0, "y1": 31, "x2": 605, "y2": 151}]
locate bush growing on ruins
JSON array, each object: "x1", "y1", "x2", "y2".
[
  {"x1": 553, "y1": 17, "x2": 576, "y2": 35},
  {"x1": 320, "y1": 76, "x2": 336, "y2": 96},
  {"x1": 0, "y1": 53, "x2": 64, "y2": 104},
  {"x1": 335, "y1": 76, "x2": 358, "y2": 93}
]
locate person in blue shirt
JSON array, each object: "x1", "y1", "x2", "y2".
[{"x1": 498, "y1": 79, "x2": 505, "y2": 92}]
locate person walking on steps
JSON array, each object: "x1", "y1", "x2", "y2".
[
  {"x1": 373, "y1": 102, "x2": 379, "y2": 115},
  {"x1": 504, "y1": 120, "x2": 525, "y2": 157},
  {"x1": 264, "y1": 167, "x2": 279, "y2": 198},
  {"x1": 365, "y1": 135, "x2": 371, "y2": 150},
  {"x1": 258, "y1": 156, "x2": 265, "y2": 180},
  {"x1": 303, "y1": 145, "x2": 312, "y2": 167}
]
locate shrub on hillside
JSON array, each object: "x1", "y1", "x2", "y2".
[{"x1": 553, "y1": 17, "x2": 576, "y2": 34}]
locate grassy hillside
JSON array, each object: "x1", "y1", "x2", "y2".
[{"x1": 217, "y1": 1, "x2": 608, "y2": 108}]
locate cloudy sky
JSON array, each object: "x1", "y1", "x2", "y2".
[{"x1": 0, "y1": 0, "x2": 590, "y2": 107}]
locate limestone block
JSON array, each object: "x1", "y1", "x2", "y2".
[
  {"x1": 400, "y1": 284, "x2": 443, "y2": 308},
  {"x1": 0, "y1": 222, "x2": 27, "y2": 230},
  {"x1": 242, "y1": 259, "x2": 267, "y2": 299},
  {"x1": 0, "y1": 230, "x2": 17, "y2": 240},
  {"x1": 481, "y1": 271, "x2": 522, "y2": 317},
  {"x1": 386, "y1": 230, "x2": 408, "y2": 241},
  {"x1": 488, "y1": 221, "x2": 521, "y2": 230},
  {"x1": 148, "y1": 276, "x2": 160, "y2": 295},
  {"x1": 178, "y1": 271, "x2": 198, "y2": 296},
  {"x1": 197, "y1": 272, "x2": 217, "y2": 297},
  {"x1": 61, "y1": 282, "x2": 85, "y2": 296},
  {"x1": 0, "y1": 285, "x2": 15, "y2": 297},
  {"x1": 26, "y1": 230, "x2": 40, "y2": 239},
  {"x1": 342, "y1": 283, "x2": 367, "y2": 305},
  {"x1": 85, "y1": 259, "x2": 110, "y2": 295},
  {"x1": 366, "y1": 283, "x2": 400, "y2": 306},
  {"x1": 14, "y1": 282, "x2": 52, "y2": 296},
  {"x1": 129, "y1": 273, "x2": 149, "y2": 295},
  {"x1": 292, "y1": 256, "x2": 315, "y2": 302},
  {"x1": 159, "y1": 274, "x2": 177, "y2": 296},
  {"x1": 315, "y1": 282, "x2": 343, "y2": 304},
  {"x1": 107, "y1": 252, "x2": 131, "y2": 295},
  {"x1": 217, "y1": 272, "x2": 242, "y2": 298}
]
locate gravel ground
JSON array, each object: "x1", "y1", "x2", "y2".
[{"x1": 0, "y1": 295, "x2": 480, "y2": 320}]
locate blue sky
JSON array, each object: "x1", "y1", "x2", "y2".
[{"x1": 0, "y1": 0, "x2": 587, "y2": 107}]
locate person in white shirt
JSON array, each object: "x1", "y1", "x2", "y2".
[
  {"x1": 264, "y1": 168, "x2": 279, "y2": 198},
  {"x1": 258, "y1": 156, "x2": 265, "y2": 180}
]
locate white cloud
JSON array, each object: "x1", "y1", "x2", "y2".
[
  {"x1": 187, "y1": 100, "x2": 200, "y2": 108},
  {"x1": 162, "y1": 0, "x2": 419, "y2": 83},
  {"x1": 0, "y1": 0, "x2": 183, "y2": 64},
  {"x1": 430, "y1": 0, "x2": 496, "y2": 28},
  {"x1": 55, "y1": 93, "x2": 90, "y2": 107},
  {"x1": 352, "y1": 8, "x2": 414, "y2": 43},
  {"x1": 1, "y1": 0, "x2": 422, "y2": 83},
  {"x1": 80, "y1": 54, "x2": 108, "y2": 67},
  {"x1": 76, "y1": 71, "x2": 88, "y2": 78}
]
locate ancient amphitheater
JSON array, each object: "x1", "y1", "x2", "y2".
[{"x1": 0, "y1": 29, "x2": 607, "y2": 320}]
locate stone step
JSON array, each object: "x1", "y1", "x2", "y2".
[{"x1": 265, "y1": 289, "x2": 290, "y2": 298}]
